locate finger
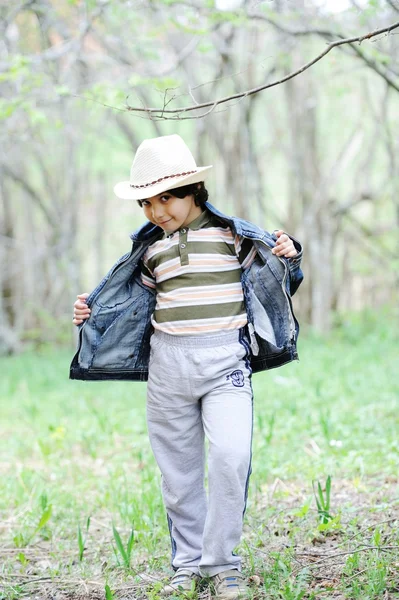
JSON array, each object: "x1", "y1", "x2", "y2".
[
  {"x1": 284, "y1": 249, "x2": 298, "y2": 258},
  {"x1": 77, "y1": 293, "x2": 89, "y2": 299},
  {"x1": 73, "y1": 310, "x2": 90, "y2": 318},
  {"x1": 276, "y1": 234, "x2": 289, "y2": 245},
  {"x1": 74, "y1": 305, "x2": 90, "y2": 313},
  {"x1": 272, "y1": 241, "x2": 290, "y2": 255},
  {"x1": 74, "y1": 314, "x2": 90, "y2": 321},
  {"x1": 276, "y1": 245, "x2": 298, "y2": 257},
  {"x1": 275, "y1": 244, "x2": 295, "y2": 257},
  {"x1": 275, "y1": 229, "x2": 284, "y2": 238},
  {"x1": 273, "y1": 248, "x2": 288, "y2": 256},
  {"x1": 73, "y1": 312, "x2": 90, "y2": 321},
  {"x1": 74, "y1": 301, "x2": 91, "y2": 310},
  {"x1": 74, "y1": 309, "x2": 90, "y2": 318}
]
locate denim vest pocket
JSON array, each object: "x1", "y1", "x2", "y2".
[
  {"x1": 246, "y1": 263, "x2": 291, "y2": 349},
  {"x1": 250, "y1": 292, "x2": 277, "y2": 346},
  {"x1": 88, "y1": 289, "x2": 154, "y2": 369}
]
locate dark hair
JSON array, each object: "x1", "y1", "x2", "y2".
[{"x1": 137, "y1": 182, "x2": 208, "y2": 208}]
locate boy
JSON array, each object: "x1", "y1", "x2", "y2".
[{"x1": 71, "y1": 134, "x2": 303, "y2": 598}]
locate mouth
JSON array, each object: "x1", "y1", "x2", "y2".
[{"x1": 158, "y1": 219, "x2": 172, "y2": 226}]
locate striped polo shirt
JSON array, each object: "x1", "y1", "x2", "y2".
[{"x1": 140, "y1": 210, "x2": 257, "y2": 336}]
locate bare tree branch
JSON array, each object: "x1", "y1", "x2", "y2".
[
  {"x1": 1, "y1": 0, "x2": 35, "y2": 28},
  {"x1": 386, "y1": 0, "x2": 399, "y2": 14},
  {"x1": 2, "y1": 164, "x2": 56, "y2": 229},
  {"x1": 251, "y1": 11, "x2": 399, "y2": 79},
  {"x1": 122, "y1": 20, "x2": 399, "y2": 119},
  {"x1": 1, "y1": 0, "x2": 111, "y2": 67},
  {"x1": 343, "y1": 40, "x2": 399, "y2": 89}
]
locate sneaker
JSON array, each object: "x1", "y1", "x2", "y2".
[
  {"x1": 211, "y1": 569, "x2": 248, "y2": 599},
  {"x1": 160, "y1": 568, "x2": 199, "y2": 596}
]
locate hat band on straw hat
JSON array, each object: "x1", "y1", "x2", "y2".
[{"x1": 130, "y1": 170, "x2": 197, "y2": 189}]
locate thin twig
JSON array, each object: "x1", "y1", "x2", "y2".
[
  {"x1": 122, "y1": 21, "x2": 399, "y2": 118},
  {"x1": 292, "y1": 544, "x2": 399, "y2": 575}
]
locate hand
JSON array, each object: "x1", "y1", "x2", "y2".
[
  {"x1": 73, "y1": 293, "x2": 91, "y2": 326},
  {"x1": 271, "y1": 230, "x2": 298, "y2": 258}
]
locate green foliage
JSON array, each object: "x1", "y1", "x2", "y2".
[
  {"x1": 17, "y1": 552, "x2": 29, "y2": 568},
  {"x1": 0, "y1": 98, "x2": 16, "y2": 119},
  {"x1": 365, "y1": 46, "x2": 392, "y2": 66},
  {"x1": 332, "y1": 306, "x2": 397, "y2": 345},
  {"x1": 279, "y1": 579, "x2": 308, "y2": 600},
  {"x1": 197, "y1": 40, "x2": 214, "y2": 54},
  {"x1": 22, "y1": 305, "x2": 73, "y2": 348},
  {"x1": 292, "y1": 497, "x2": 312, "y2": 519},
  {"x1": 0, "y1": 54, "x2": 50, "y2": 126},
  {"x1": 55, "y1": 85, "x2": 70, "y2": 97},
  {"x1": 13, "y1": 498, "x2": 52, "y2": 548},
  {"x1": 0, "y1": 97, "x2": 45, "y2": 124},
  {"x1": 0, "y1": 312, "x2": 398, "y2": 597},
  {"x1": 312, "y1": 475, "x2": 333, "y2": 524},
  {"x1": 83, "y1": 83, "x2": 127, "y2": 107},
  {"x1": 208, "y1": 9, "x2": 248, "y2": 26},
  {"x1": 77, "y1": 516, "x2": 91, "y2": 561},
  {"x1": 0, "y1": 55, "x2": 32, "y2": 83},
  {"x1": 37, "y1": 504, "x2": 52, "y2": 531},
  {"x1": 112, "y1": 524, "x2": 135, "y2": 568},
  {"x1": 104, "y1": 584, "x2": 115, "y2": 600},
  {"x1": 343, "y1": 551, "x2": 390, "y2": 598},
  {"x1": 152, "y1": 0, "x2": 183, "y2": 4},
  {"x1": 358, "y1": 0, "x2": 385, "y2": 24},
  {"x1": 169, "y1": 17, "x2": 208, "y2": 35},
  {"x1": 317, "y1": 514, "x2": 341, "y2": 533},
  {"x1": 128, "y1": 74, "x2": 181, "y2": 93}
]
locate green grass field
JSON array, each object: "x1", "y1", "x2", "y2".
[{"x1": 0, "y1": 311, "x2": 398, "y2": 599}]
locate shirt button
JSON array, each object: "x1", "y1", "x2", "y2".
[
  {"x1": 180, "y1": 243, "x2": 186, "y2": 249},
  {"x1": 180, "y1": 228, "x2": 186, "y2": 234}
]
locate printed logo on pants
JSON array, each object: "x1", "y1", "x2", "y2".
[{"x1": 226, "y1": 370, "x2": 245, "y2": 387}]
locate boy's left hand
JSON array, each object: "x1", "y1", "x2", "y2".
[{"x1": 272, "y1": 230, "x2": 298, "y2": 258}]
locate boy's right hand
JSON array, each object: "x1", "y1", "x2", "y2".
[{"x1": 73, "y1": 293, "x2": 91, "y2": 326}]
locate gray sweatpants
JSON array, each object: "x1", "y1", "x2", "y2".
[{"x1": 146, "y1": 328, "x2": 253, "y2": 577}]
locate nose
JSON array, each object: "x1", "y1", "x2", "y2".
[{"x1": 152, "y1": 203, "x2": 165, "y2": 221}]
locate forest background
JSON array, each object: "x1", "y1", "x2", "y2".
[
  {"x1": 0, "y1": 0, "x2": 398, "y2": 349},
  {"x1": 0, "y1": 1, "x2": 398, "y2": 600}
]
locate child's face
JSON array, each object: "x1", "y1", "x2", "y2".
[{"x1": 141, "y1": 192, "x2": 202, "y2": 232}]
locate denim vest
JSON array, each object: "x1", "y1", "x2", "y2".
[{"x1": 70, "y1": 202, "x2": 303, "y2": 381}]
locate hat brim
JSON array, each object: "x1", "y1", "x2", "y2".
[{"x1": 114, "y1": 166, "x2": 213, "y2": 201}]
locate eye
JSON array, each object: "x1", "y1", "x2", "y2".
[
  {"x1": 141, "y1": 200, "x2": 150, "y2": 207},
  {"x1": 160, "y1": 195, "x2": 170, "y2": 203}
]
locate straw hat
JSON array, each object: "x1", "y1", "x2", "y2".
[{"x1": 114, "y1": 134, "x2": 213, "y2": 201}]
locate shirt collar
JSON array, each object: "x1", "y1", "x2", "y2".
[
  {"x1": 185, "y1": 209, "x2": 211, "y2": 230},
  {"x1": 163, "y1": 209, "x2": 211, "y2": 238}
]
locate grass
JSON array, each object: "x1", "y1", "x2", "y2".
[{"x1": 0, "y1": 309, "x2": 398, "y2": 599}]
